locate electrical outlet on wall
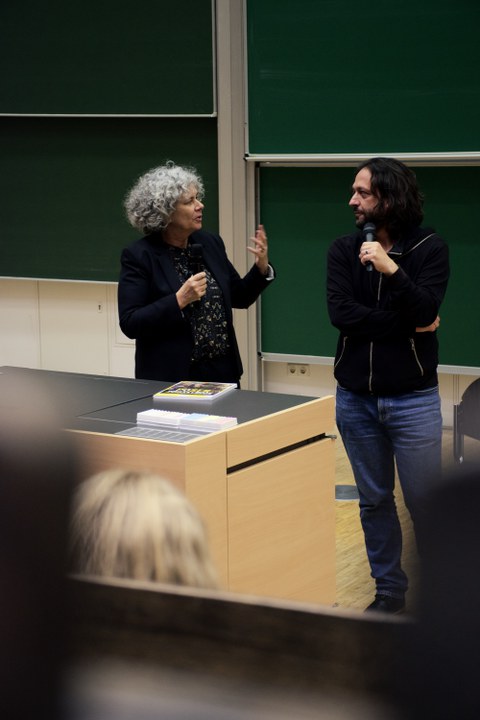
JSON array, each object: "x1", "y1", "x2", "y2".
[{"x1": 287, "y1": 363, "x2": 311, "y2": 377}]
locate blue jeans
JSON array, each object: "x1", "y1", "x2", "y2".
[{"x1": 336, "y1": 385, "x2": 442, "y2": 599}]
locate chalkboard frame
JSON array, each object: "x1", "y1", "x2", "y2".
[
  {"x1": 258, "y1": 164, "x2": 480, "y2": 372},
  {"x1": 0, "y1": 117, "x2": 219, "y2": 282},
  {"x1": 246, "y1": 0, "x2": 480, "y2": 156},
  {"x1": 0, "y1": 0, "x2": 216, "y2": 116}
]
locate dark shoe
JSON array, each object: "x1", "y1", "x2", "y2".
[{"x1": 365, "y1": 594, "x2": 405, "y2": 615}]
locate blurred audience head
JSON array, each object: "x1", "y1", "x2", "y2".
[
  {"x1": 0, "y1": 374, "x2": 81, "y2": 720},
  {"x1": 398, "y1": 461, "x2": 480, "y2": 719},
  {"x1": 69, "y1": 469, "x2": 218, "y2": 590}
]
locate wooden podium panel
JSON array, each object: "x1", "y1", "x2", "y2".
[
  {"x1": 72, "y1": 395, "x2": 336, "y2": 603},
  {"x1": 226, "y1": 395, "x2": 333, "y2": 468},
  {"x1": 73, "y1": 430, "x2": 229, "y2": 585},
  {"x1": 0, "y1": 366, "x2": 336, "y2": 603},
  {"x1": 228, "y1": 438, "x2": 335, "y2": 604}
]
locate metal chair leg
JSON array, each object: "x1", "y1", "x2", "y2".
[{"x1": 453, "y1": 403, "x2": 464, "y2": 463}]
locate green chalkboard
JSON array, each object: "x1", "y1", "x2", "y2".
[
  {"x1": 0, "y1": 0, "x2": 214, "y2": 115},
  {"x1": 0, "y1": 117, "x2": 218, "y2": 281},
  {"x1": 259, "y1": 166, "x2": 480, "y2": 369},
  {"x1": 247, "y1": 0, "x2": 480, "y2": 154}
]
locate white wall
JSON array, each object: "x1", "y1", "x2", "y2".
[
  {"x1": 0, "y1": 279, "x2": 134, "y2": 379},
  {"x1": 261, "y1": 356, "x2": 464, "y2": 429},
  {"x1": 0, "y1": 278, "x2": 475, "y2": 430}
]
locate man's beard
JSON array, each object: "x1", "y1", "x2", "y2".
[{"x1": 355, "y1": 203, "x2": 388, "y2": 230}]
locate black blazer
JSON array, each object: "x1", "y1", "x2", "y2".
[{"x1": 118, "y1": 229, "x2": 273, "y2": 382}]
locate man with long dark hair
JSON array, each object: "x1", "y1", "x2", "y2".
[{"x1": 327, "y1": 157, "x2": 450, "y2": 613}]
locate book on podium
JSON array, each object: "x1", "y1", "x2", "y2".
[{"x1": 153, "y1": 380, "x2": 237, "y2": 403}]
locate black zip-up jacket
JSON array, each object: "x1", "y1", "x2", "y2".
[{"x1": 327, "y1": 226, "x2": 450, "y2": 395}]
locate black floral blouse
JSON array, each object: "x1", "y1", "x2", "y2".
[{"x1": 168, "y1": 245, "x2": 230, "y2": 361}]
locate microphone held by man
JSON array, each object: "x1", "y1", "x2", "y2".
[{"x1": 362, "y1": 222, "x2": 376, "y2": 272}]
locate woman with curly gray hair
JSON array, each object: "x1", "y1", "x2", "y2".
[{"x1": 118, "y1": 161, "x2": 274, "y2": 383}]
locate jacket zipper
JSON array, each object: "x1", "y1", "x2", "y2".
[
  {"x1": 369, "y1": 275, "x2": 383, "y2": 393},
  {"x1": 409, "y1": 338, "x2": 424, "y2": 376},
  {"x1": 334, "y1": 336, "x2": 347, "y2": 370},
  {"x1": 368, "y1": 342, "x2": 374, "y2": 393}
]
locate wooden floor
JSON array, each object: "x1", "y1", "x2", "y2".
[{"x1": 334, "y1": 428, "x2": 480, "y2": 612}]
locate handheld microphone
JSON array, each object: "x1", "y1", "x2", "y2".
[
  {"x1": 362, "y1": 222, "x2": 376, "y2": 272},
  {"x1": 190, "y1": 244, "x2": 203, "y2": 275},
  {"x1": 189, "y1": 244, "x2": 203, "y2": 307}
]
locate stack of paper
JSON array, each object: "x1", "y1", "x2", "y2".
[
  {"x1": 136, "y1": 409, "x2": 237, "y2": 433},
  {"x1": 136, "y1": 409, "x2": 187, "y2": 427},
  {"x1": 179, "y1": 413, "x2": 238, "y2": 431}
]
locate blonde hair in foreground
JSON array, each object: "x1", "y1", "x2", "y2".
[{"x1": 70, "y1": 469, "x2": 218, "y2": 589}]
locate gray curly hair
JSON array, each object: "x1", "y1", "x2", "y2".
[{"x1": 124, "y1": 161, "x2": 204, "y2": 234}]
